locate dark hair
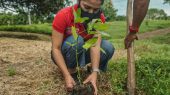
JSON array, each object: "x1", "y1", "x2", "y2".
[
  {"x1": 101, "y1": 0, "x2": 104, "y2": 5},
  {"x1": 78, "y1": 0, "x2": 104, "y2": 5}
]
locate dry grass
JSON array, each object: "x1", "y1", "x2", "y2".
[{"x1": 0, "y1": 37, "x2": 112, "y2": 95}]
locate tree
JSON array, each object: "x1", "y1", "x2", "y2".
[
  {"x1": 146, "y1": 8, "x2": 167, "y2": 20},
  {"x1": 159, "y1": 9, "x2": 167, "y2": 19},
  {"x1": 115, "y1": 15, "x2": 126, "y2": 21},
  {"x1": 102, "y1": 0, "x2": 117, "y2": 21},
  {"x1": 164, "y1": 0, "x2": 170, "y2": 4},
  {"x1": 0, "y1": 0, "x2": 71, "y2": 25}
]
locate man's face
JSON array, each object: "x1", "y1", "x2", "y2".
[{"x1": 80, "y1": 0, "x2": 102, "y2": 13}]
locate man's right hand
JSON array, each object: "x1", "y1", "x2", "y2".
[
  {"x1": 65, "y1": 75, "x2": 76, "y2": 92},
  {"x1": 124, "y1": 32, "x2": 138, "y2": 49}
]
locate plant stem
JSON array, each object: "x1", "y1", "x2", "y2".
[{"x1": 76, "y1": 36, "x2": 82, "y2": 85}]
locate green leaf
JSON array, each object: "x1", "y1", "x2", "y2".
[
  {"x1": 87, "y1": 19, "x2": 100, "y2": 32},
  {"x1": 92, "y1": 19, "x2": 102, "y2": 23},
  {"x1": 88, "y1": 31, "x2": 97, "y2": 34},
  {"x1": 77, "y1": 8, "x2": 81, "y2": 17},
  {"x1": 100, "y1": 48, "x2": 106, "y2": 54},
  {"x1": 87, "y1": 23, "x2": 93, "y2": 32},
  {"x1": 73, "y1": 8, "x2": 89, "y2": 23},
  {"x1": 99, "y1": 31, "x2": 111, "y2": 38},
  {"x1": 73, "y1": 7, "x2": 77, "y2": 20},
  {"x1": 71, "y1": 26, "x2": 78, "y2": 40},
  {"x1": 66, "y1": 42, "x2": 72, "y2": 46},
  {"x1": 83, "y1": 38, "x2": 98, "y2": 50},
  {"x1": 66, "y1": 42, "x2": 77, "y2": 47},
  {"x1": 75, "y1": 17, "x2": 89, "y2": 23},
  {"x1": 94, "y1": 22, "x2": 108, "y2": 31},
  {"x1": 157, "y1": 68, "x2": 161, "y2": 75}
]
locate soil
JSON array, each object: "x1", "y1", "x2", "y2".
[
  {"x1": 0, "y1": 38, "x2": 111, "y2": 95},
  {"x1": 0, "y1": 28, "x2": 170, "y2": 95}
]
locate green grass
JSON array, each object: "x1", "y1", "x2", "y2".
[
  {"x1": 0, "y1": 20, "x2": 170, "y2": 39},
  {"x1": 0, "y1": 20, "x2": 170, "y2": 94},
  {"x1": 150, "y1": 33, "x2": 170, "y2": 44},
  {"x1": 7, "y1": 66, "x2": 16, "y2": 76},
  {"x1": 0, "y1": 23, "x2": 52, "y2": 35},
  {"x1": 109, "y1": 34, "x2": 170, "y2": 94},
  {"x1": 105, "y1": 20, "x2": 170, "y2": 39}
]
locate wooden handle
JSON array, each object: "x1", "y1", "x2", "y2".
[{"x1": 126, "y1": 0, "x2": 136, "y2": 95}]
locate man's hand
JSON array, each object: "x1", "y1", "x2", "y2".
[
  {"x1": 124, "y1": 32, "x2": 138, "y2": 49},
  {"x1": 65, "y1": 75, "x2": 76, "y2": 92},
  {"x1": 83, "y1": 72, "x2": 98, "y2": 95}
]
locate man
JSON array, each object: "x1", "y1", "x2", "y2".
[
  {"x1": 125, "y1": 0, "x2": 150, "y2": 48},
  {"x1": 51, "y1": 0, "x2": 150, "y2": 95}
]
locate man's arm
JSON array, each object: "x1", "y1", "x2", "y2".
[
  {"x1": 52, "y1": 30, "x2": 75, "y2": 91},
  {"x1": 132, "y1": 0, "x2": 150, "y2": 28},
  {"x1": 90, "y1": 34, "x2": 101, "y2": 72},
  {"x1": 52, "y1": 30, "x2": 70, "y2": 78},
  {"x1": 125, "y1": 0, "x2": 150, "y2": 49},
  {"x1": 83, "y1": 34, "x2": 101, "y2": 95}
]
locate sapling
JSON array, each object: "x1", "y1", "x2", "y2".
[{"x1": 66, "y1": 7, "x2": 111, "y2": 94}]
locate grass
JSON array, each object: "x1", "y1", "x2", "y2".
[
  {"x1": 7, "y1": 66, "x2": 16, "y2": 76},
  {"x1": 0, "y1": 20, "x2": 170, "y2": 94},
  {"x1": 0, "y1": 23, "x2": 52, "y2": 35},
  {"x1": 150, "y1": 33, "x2": 170, "y2": 44},
  {"x1": 109, "y1": 33, "x2": 170, "y2": 94},
  {"x1": 105, "y1": 20, "x2": 170, "y2": 39},
  {"x1": 0, "y1": 20, "x2": 170, "y2": 39}
]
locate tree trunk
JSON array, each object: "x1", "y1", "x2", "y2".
[
  {"x1": 126, "y1": 0, "x2": 136, "y2": 95},
  {"x1": 28, "y1": 8, "x2": 32, "y2": 25}
]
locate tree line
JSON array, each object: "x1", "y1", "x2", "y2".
[
  {"x1": 0, "y1": 0, "x2": 169, "y2": 25},
  {"x1": 0, "y1": 0, "x2": 72, "y2": 25}
]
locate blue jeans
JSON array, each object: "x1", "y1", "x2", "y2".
[{"x1": 51, "y1": 36, "x2": 115, "y2": 71}]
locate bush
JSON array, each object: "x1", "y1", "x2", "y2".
[
  {"x1": 0, "y1": 13, "x2": 27, "y2": 25},
  {"x1": 0, "y1": 24, "x2": 52, "y2": 35},
  {"x1": 0, "y1": 13, "x2": 49, "y2": 25}
]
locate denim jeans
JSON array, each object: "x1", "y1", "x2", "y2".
[{"x1": 51, "y1": 36, "x2": 115, "y2": 71}]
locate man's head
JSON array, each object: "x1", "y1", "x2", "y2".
[{"x1": 79, "y1": 0, "x2": 104, "y2": 13}]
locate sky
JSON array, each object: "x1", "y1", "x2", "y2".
[{"x1": 112, "y1": 0, "x2": 170, "y2": 16}]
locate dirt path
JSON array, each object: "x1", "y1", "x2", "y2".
[
  {"x1": 0, "y1": 28, "x2": 170, "y2": 95},
  {"x1": 113, "y1": 28, "x2": 170, "y2": 60},
  {"x1": 138, "y1": 27, "x2": 170, "y2": 40}
]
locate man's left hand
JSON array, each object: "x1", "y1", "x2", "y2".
[
  {"x1": 124, "y1": 32, "x2": 138, "y2": 49},
  {"x1": 83, "y1": 72, "x2": 98, "y2": 95}
]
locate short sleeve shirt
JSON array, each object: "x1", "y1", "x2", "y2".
[{"x1": 52, "y1": 4, "x2": 105, "y2": 41}]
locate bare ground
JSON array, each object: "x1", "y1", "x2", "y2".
[
  {"x1": 0, "y1": 28, "x2": 170, "y2": 95},
  {"x1": 0, "y1": 38, "x2": 112, "y2": 95}
]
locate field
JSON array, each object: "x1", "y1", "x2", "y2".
[
  {"x1": 109, "y1": 33, "x2": 170, "y2": 94},
  {"x1": 0, "y1": 20, "x2": 170, "y2": 95}
]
